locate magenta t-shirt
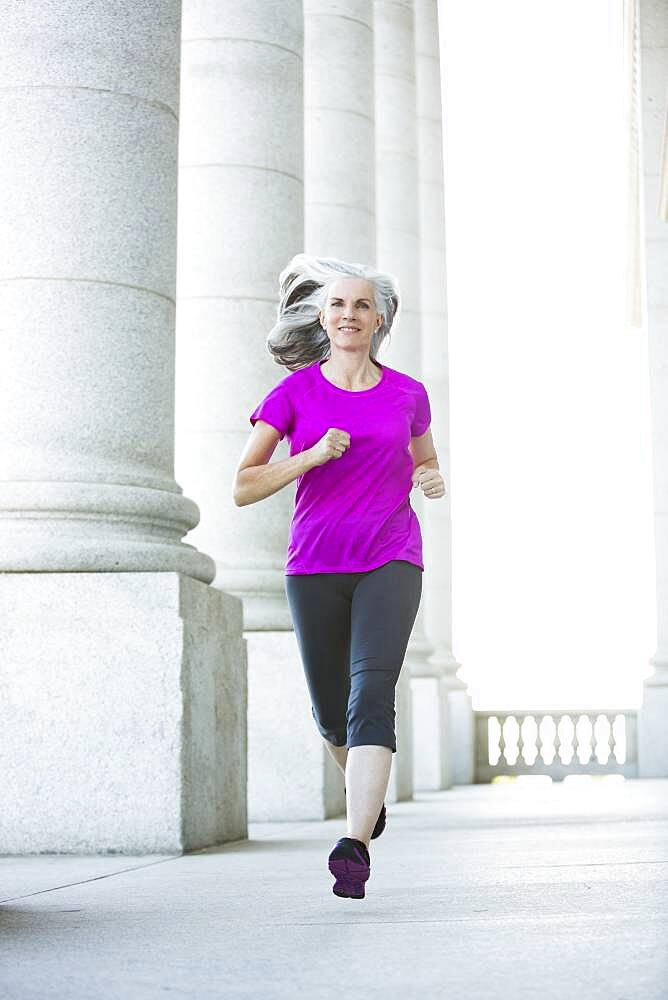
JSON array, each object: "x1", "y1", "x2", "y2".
[{"x1": 249, "y1": 359, "x2": 431, "y2": 575}]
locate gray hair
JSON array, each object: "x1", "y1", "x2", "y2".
[{"x1": 266, "y1": 253, "x2": 401, "y2": 370}]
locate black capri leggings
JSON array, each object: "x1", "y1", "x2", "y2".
[{"x1": 284, "y1": 559, "x2": 423, "y2": 754}]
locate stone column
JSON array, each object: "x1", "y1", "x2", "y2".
[
  {"x1": 374, "y1": 0, "x2": 435, "y2": 803},
  {"x1": 303, "y1": 0, "x2": 376, "y2": 818},
  {"x1": 304, "y1": 1, "x2": 375, "y2": 263},
  {"x1": 625, "y1": 0, "x2": 644, "y2": 330},
  {"x1": 175, "y1": 3, "x2": 310, "y2": 818},
  {"x1": 637, "y1": 0, "x2": 668, "y2": 776},
  {"x1": 0, "y1": 1, "x2": 245, "y2": 853},
  {"x1": 413, "y1": 0, "x2": 474, "y2": 788}
]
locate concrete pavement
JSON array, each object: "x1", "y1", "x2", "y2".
[{"x1": 1, "y1": 777, "x2": 667, "y2": 999}]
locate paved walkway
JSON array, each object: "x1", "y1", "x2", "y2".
[{"x1": 1, "y1": 777, "x2": 667, "y2": 999}]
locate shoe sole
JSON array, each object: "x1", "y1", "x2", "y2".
[{"x1": 328, "y1": 853, "x2": 370, "y2": 899}]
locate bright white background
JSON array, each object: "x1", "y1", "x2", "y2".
[{"x1": 437, "y1": 0, "x2": 656, "y2": 710}]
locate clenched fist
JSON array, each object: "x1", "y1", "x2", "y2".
[
  {"x1": 308, "y1": 428, "x2": 351, "y2": 467},
  {"x1": 412, "y1": 468, "x2": 446, "y2": 499}
]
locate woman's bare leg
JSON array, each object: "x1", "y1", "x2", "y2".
[
  {"x1": 323, "y1": 738, "x2": 390, "y2": 849},
  {"x1": 345, "y1": 745, "x2": 392, "y2": 849},
  {"x1": 323, "y1": 737, "x2": 348, "y2": 775}
]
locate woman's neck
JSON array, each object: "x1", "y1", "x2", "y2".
[{"x1": 321, "y1": 354, "x2": 381, "y2": 390}]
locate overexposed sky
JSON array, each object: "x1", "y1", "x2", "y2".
[{"x1": 437, "y1": 0, "x2": 656, "y2": 710}]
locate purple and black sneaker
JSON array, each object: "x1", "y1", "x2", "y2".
[
  {"x1": 328, "y1": 837, "x2": 371, "y2": 899},
  {"x1": 370, "y1": 802, "x2": 386, "y2": 839}
]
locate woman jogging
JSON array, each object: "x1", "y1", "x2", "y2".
[{"x1": 233, "y1": 253, "x2": 446, "y2": 899}]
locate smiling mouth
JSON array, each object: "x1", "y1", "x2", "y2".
[{"x1": 339, "y1": 327, "x2": 360, "y2": 332}]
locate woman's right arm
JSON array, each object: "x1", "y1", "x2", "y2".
[
  {"x1": 232, "y1": 420, "x2": 317, "y2": 506},
  {"x1": 233, "y1": 422, "x2": 350, "y2": 506}
]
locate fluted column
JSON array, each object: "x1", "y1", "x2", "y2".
[
  {"x1": 625, "y1": 0, "x2": 644, "y2": 329},
  {"x1": 176, "y1": 2, "x2": 303, "y2": 630},
  {"x1": 0, "y1": 2, "x2": 213, "y2": 582},
  {"x1": 374, "y1": 0, "x2": 435, "y2": 802},
  {"x1": 637, "y1": 0, "x2": 668, "y2": 776},
  {"x1": 303, "y1": 1, "x2": 376, "y2": 818},
  {"x1": 175, "y1": 3, "x2": 308, "y2": 819},
  {"x1": 0, "y1": 1, "x2": 245, "y2": 853},
  {"x1": 413, "y1": 0, "x2": 474, "y2": 787},
  {"x1": 304, "y1": 1, "x2": 375, "y2": 261}
]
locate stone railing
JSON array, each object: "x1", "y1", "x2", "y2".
[{"x1": 474, "y1": 709, "x2": 638, "y2": 782}]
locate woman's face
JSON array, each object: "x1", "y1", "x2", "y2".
[{"x1": 319, "y1": 277, "x2": 383, "y2": 354}]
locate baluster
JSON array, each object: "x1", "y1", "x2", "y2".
[
  {"x1": 553, "y1": 713, "x2": 562, "y2": 765},
  {"x1": 568, "y1": 713, "x2": 578, "y2": 765},
  {"x1": 498, "y1": 714, "x2": 507, "y2": 766},
  {"x1": 585, "y1": 712, "x2": 597, "y2": 765},
  {"x1": 607, "y1": 713, "x2": 616, "y2": 765},
  {"x1": 536, "y1": 713, "x2": 544, "y2": 765},
  {"x1": 517, "y1": 714, "x2": 525, "y2": 766},
  {"x1": 485, "y1": 714, "x2": 498, "y2": 767}
]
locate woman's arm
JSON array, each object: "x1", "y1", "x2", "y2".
[
  {"x1": 409, "y1": 427, "x2": 439, "y2": 474},
  {"x1": 409, "y1": 427, "x2": 446, "y2": 498},
  {"x1": 233, "y1": 420, "x2": 317, "y2": 506}
]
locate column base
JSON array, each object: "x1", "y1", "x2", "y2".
[
  {"x1": 387, "y1": 668, "x2": 414, "y2": 803},
  {"x1": 0, "y1": 573, "x2": 247, "y2": 854},
  {"x1": 411, "y1": 676, "x2": 453, "y2": 790},
  {"x1": 639, "y1": 663, "x2": 668, "y2": 777},
  {"x1": 247, "y1": 631, "x2": 344, "y2": 821},
  {"x1": 447, "y1": 689, "x2": 476, "y2": 785},
  {"x1": 247, "y1": 632, "x2": 414, "y2": 816}
]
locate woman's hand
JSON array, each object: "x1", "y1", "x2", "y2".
[
  {"x1": 412, "y1": 467, "x2": 447, "y2": 498},
  {"x1": 307, "y1": 427, "x2": 351, "y2": 467}
]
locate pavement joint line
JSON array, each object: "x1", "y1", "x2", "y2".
[
  {"x1": 2, "y1": 854, "x2": 665, "y2": 908},
  {"x1": 285, "y1": 912, "x2": 668, "y2": 926},
  {"x1": 0, "y1": 855, "x2": 184, "y2": 906},
  {"x1": 493, "y1": 859, "x2": 668, "y2": 869}
]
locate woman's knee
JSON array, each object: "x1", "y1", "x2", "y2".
[
  {"x1": 311, "y1": 705, "x2": 348, "y2": 747},
  {"x1": 346, "y1": 684, "x2": 397, "y2": 752}
]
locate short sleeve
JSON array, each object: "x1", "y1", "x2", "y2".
[
  {"x1": 410, "y1": 382, "x2": 431, "y2": 437},
  {"x1": 249, "y1": 381, "x2": 294, "y2": 441}
]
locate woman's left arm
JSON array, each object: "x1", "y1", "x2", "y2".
[{"x1": 409, "y1": 429, "x2": 447, "y2": 498}]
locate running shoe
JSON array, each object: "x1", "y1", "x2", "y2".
[
  {"x1": 328, "y1": 837, "x2": 371, "y2": 899},
  {"x1": 344, "y1": 785, "x2": 387, "y2": 840}
]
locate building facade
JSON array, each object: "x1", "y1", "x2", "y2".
[{"x1": 0, "y1": 0, "x2": 665, "y2": 853}]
